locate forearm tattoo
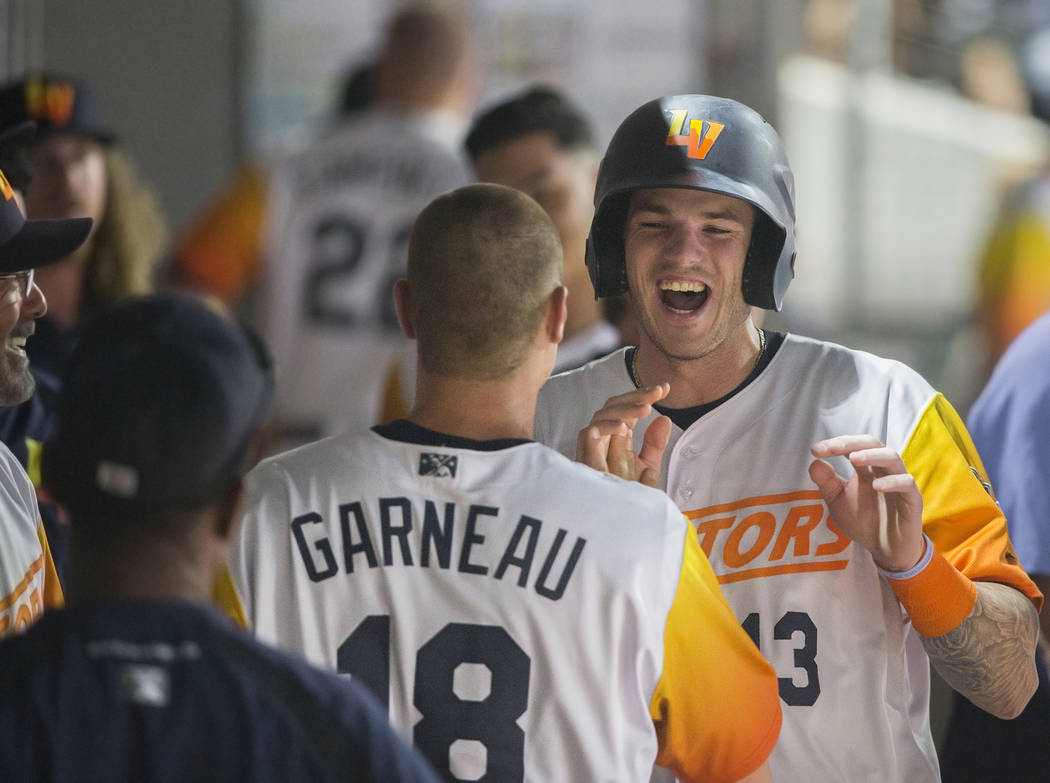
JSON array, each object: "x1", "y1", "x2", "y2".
[{"x1": 922, "y1": 582, "x2": 1040, "y2": 719}]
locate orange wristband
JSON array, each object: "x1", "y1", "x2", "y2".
[{"x1": 882, "y1": 539, "x2": 978, "y2": 637}]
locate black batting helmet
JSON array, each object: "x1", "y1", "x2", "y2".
[{"x1": 586, "y1": 95, "x2": 796, "y2": 310}]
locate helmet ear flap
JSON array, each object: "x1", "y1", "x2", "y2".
[
  {"x1": 742, "y1": 212, "x2": 785, "y2": 310},
  {"x1": 586, "y1": 193, "x2": 630, "y2": 298}
]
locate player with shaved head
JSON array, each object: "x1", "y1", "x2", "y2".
[
  {"x1": 405, "y1": 184, "x2": 562, "y2": 382},
  {"x1": 232, "y1": 183, "x2": 781, "y2": 783}
]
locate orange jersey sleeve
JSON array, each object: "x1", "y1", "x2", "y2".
[
  {"x1": 650, "y1": 523, "x2": 781, "y2": 783},
  {"x1": 175, "y1": 163, "x2": 268, "y2": 307},
  {"x1": 902, "y1": 393, "x2": 1042, "y2": 611}
]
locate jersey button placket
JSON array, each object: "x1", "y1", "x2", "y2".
[{"x1": 672, "y1": 440, "x2": 700, "y2": 503}]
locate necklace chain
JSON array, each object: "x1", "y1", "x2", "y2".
[{"x1": 629, "y1": 327, "x2": 766, "y2": 390}]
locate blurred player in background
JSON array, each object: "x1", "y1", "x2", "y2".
[
  {"x1": 231, "y1": 184, "x2": 781, "y2": 783},
  {"x1": 176, "y1": 4, "x2": 477, "y2": 453},
  {"x1": 0, "y1": 292, "x2": 440, "y2": 782},
  {"x1": 466, "y1": 86, "x2": 620, "y2": 371},
  {"x1": 0, "y1": 161, "x2": 92, "y2": 635},
  {"x1": 0, "y1": 72, "x2": 168, "y2": 380},
  {"x1": 533, "y1": 94, "x2": 1042, "y2": 782}
]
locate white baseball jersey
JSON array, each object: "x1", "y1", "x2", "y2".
[
  {"x1": 535, "y1": 336, "x2": 1039, "y2": 783},
  {"x1": 0, "y1": 442, "x2": 61, "y2": 636},
  {"x1": 231, "y1": 421, "x2": 780, "y2": 783},
  {"x1": 256, "y1": 110, "x2": 472, "y2": 449},
  {"x1": 553, "y1": 321, "x2": 621, "y2": 374}
]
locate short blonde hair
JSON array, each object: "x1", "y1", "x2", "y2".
[{"x1": 407, "y1": 184, "x2": 563, "y2": 379}]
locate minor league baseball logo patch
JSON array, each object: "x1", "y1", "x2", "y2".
[{"x1": 420, "y1": 453, "x2": 457, "y2": 478}]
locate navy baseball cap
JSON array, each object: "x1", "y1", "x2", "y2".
[
  {"x1": 0, "y1": 120, "x2": 36, "y2": 190},
  {"x1": 42, "y1": 292, "x2": 275, "y2": 517},
  {"x1": 0, "y1": 73, "x2": 116, "y2": 145},
  {"x1": 0, "y1": 164, "x2": 93, "y2": 274}
]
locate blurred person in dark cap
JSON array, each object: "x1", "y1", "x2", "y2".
[
  {"x1": 0, "y1": 291, "x2": 440, "y2": 783},
  {"x1": 0, "y1": 159, "x2": 92, "y2": 637},
  {"x1": 0, "y1": 72, "x2": 168, "y2": 379}
]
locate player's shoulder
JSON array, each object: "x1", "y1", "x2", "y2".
[
  {"x1": 542, "y1": 346, "x2": 630, "y2": 392},
  {"x1": 0, "y1": 440, "x2": 37, "y2": 512},
  {"x1": 536, "y1": 349, "x2": 631, "y2": 427},
  {"x1": 530, "y1": 441, "x2": 687, "y2": 533},
  {"x1": 780, "y1": 332, "x2": 936, "y2": 399},
  {"x1": 994, "y1": 311, "x2": 1050, "y2": 369},
  {"x1": 970, "y1": 312, "x2": 1050, "y2": 423},
  {"x1": 249, "y1": 430, "x2": 379, "y2": 484}
]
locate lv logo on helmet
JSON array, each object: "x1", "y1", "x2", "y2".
[{"x1": 665, "y1": 109, "x2": 724, "y2": 160}]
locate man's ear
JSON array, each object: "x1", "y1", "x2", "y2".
[
  {"x1": 393, "y1": 279, "x2": 416, "y2": 339},
  {"x1": 545, "y1": 284, "x2": 568, "y2": 345}
]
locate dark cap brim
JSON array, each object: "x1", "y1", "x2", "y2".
[
  {"x1": 0, "y1": 216, "x2": 92, "y2": 274},
  {"x1": 0, "y1": 121, "x2": 36, "y2": 150}
]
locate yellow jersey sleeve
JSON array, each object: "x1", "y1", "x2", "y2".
[
  {"x1": 901, "y1": 393, "x2": 1042, "y2": 611},
  {"x1": 212, "y1": 565, "x2": 248, "y2": 629},
  {"x1": 175, "y1": 163, "x2": 268, "y2": 307},
  {"x1": 650, "y1": 522, "x2": 782, "y2": 783},
  {"x1": 36, "y1": 523, "x2": 63, "y2": 610}
]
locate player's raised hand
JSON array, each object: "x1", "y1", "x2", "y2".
[
  {"x1": 808, "y1": 435, "x2": 925, "y2": 572},
  {"x1": 576, "y1": 384, "x2": 671, "y2": 487}
]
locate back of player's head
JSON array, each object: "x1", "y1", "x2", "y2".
[
  {"x1": 407, "y1": 183, "x2": 562, "y2": 379},
  {"x1": 465, "y1": 86, "x2": 595, "y2": 160},
  {"x1": 376, "y1": 5, "x2": 474, "y2": 109},
  {"x1": 41, "y1": 292, "x2": 274, "y2": 531}
]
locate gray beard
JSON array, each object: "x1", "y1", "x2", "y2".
[{"x1": 0, "y1": 364, "x2": 36, "y2": 407}]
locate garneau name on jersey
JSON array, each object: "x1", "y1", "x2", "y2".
[{"x1": 291, "y1": 496, "x2": 587, "y2": 601}]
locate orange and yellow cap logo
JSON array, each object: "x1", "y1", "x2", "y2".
[
  {"x1": 23, "y1": 76, "x2": 76, "y2": 127},
  {"x1": 665, "y1": 109, "x2": 724, "y2": 160}
]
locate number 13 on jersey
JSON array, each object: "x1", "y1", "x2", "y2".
[{"x1": 742, "y1": 610, "x2": 821, "y2": 707}]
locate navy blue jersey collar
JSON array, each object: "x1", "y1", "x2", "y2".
[{"x1": 373, "y1": 419, "x2": 532, "y2": 452}]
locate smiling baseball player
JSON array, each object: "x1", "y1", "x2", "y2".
[{"x1": 533, "y1": 94, "x2": 1043, "y2": 782}]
